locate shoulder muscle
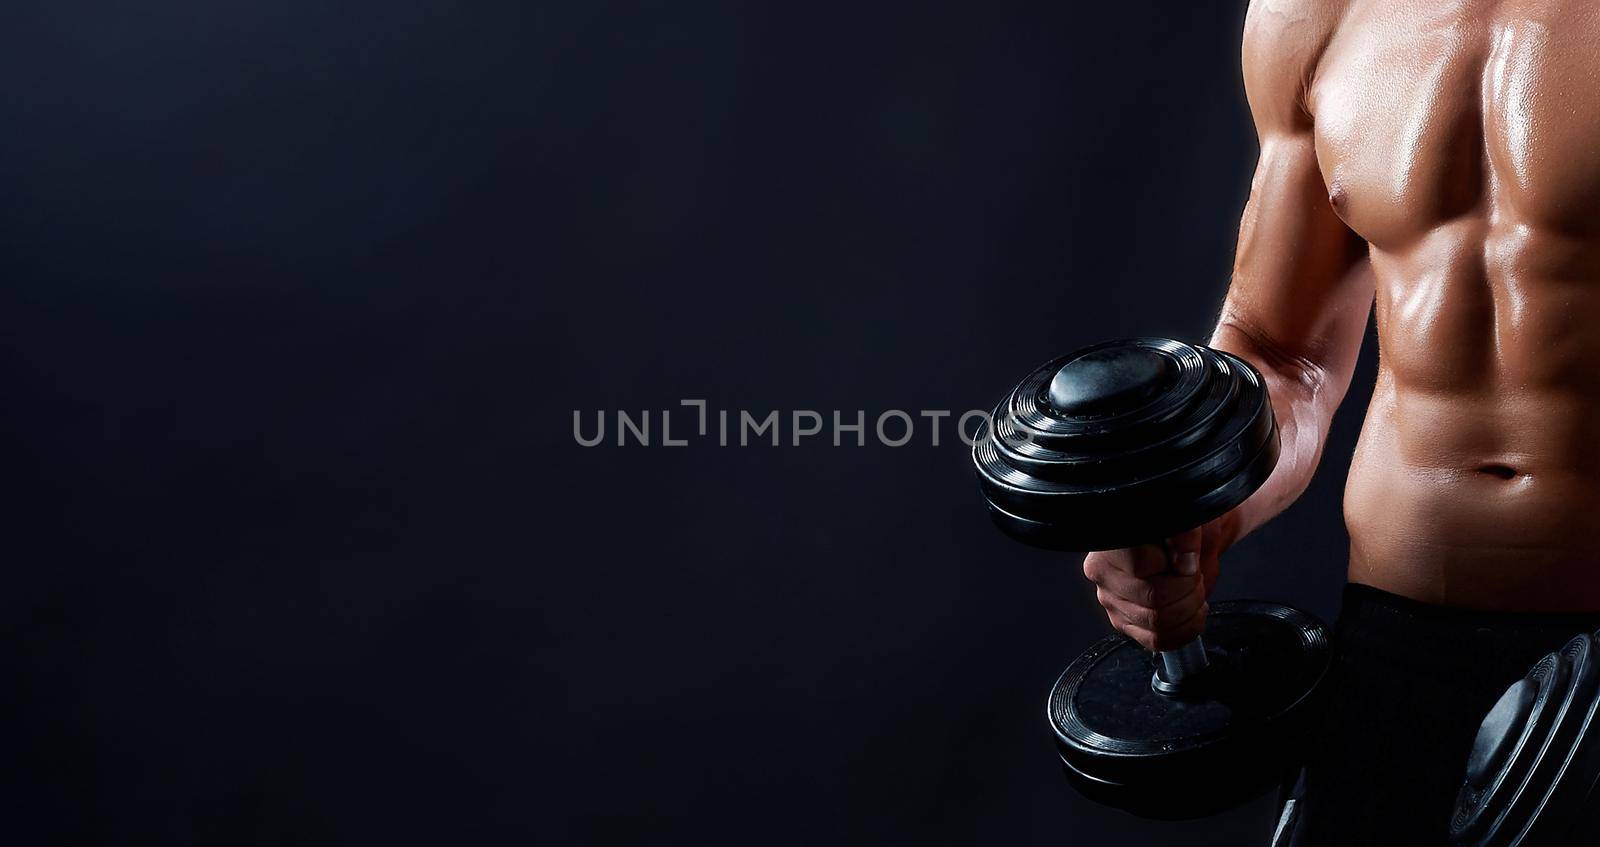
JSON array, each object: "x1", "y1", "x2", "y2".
[{"x1": 1242, "y1": 0, "x2": 1346, "y2": 134}]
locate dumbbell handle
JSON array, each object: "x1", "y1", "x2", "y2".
[
  {"x1": 1158, "y1": 638, "x2": 1210, "y2": 687},
  {"x1": 1151, "y1": 537, "x2": 1211, "y2": 690}
]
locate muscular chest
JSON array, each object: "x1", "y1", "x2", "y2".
[{"x1": 1309, "y1": 0, "x2": 1600, "y2": 245}]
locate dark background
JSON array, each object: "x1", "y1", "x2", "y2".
[{"x1": 1, "y1": 2, "x2": 1376, "y2": 844}]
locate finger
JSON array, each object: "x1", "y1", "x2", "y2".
[
  {"x1": 1085, "y1": 544, "x2": 1169, "y2": 580},
  {"x1": 1091, "y1": 568, "x2": 1203, "y2": 609},
  {"x1": 1168, "y1": 526, "x2": 1204, "y2": 576},
  {"x1": 1110, "y1": 601, "x2": 1210, "y2": 652},
  {"x1": 1109, "y1": 615, "x2": 1160, "y2": 651},
  {"x1": 1097, "y1": 582, "x2": 1206, "y2": 633}
]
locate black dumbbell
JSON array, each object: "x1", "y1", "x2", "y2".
[
  {"x1": 972, "y1": 338, "x2": 1332, "y2": 818},
  {"x1": 1450, "y1": 631, "x2": 1600, "y2": 846}
]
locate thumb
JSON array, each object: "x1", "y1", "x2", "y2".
[{"x1": 1167, "y1": 526, "x2": 1204, "y2": 576}]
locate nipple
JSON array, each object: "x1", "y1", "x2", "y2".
[{"x1": 1328, "y1": 185, "x2": 1349, "y2": 217}]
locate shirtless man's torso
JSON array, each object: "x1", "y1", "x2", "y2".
[
  {"x1": 1078, "y1": 2, "x2": 1600, "y2": 840},
  {"x1": 1309, "y1": 0, "x2": 1600, "y2": 610}
]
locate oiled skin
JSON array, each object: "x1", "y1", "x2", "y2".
[
  {"x1": 1085, "y1": 0, "x2": 1600, "y2": 649},
  {"x1": 1318, "y1": 1, "x2": 1600, "y2": 609}
]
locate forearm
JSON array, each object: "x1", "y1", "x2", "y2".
[
  {"x1": 1207, "y1": 264, "x2": 1373, "y2": 546},
  {"x1": 1208, "y1": 323, "x2": 1338, "y2": 545}
]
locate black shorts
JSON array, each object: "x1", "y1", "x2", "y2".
[{"x1": 1287, "y1": 584, "x2": 1600, "y2": 846}]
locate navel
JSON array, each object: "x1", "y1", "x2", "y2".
[{"x1": 1476, "y1": 463, "x2": 1520, "y2": 480}]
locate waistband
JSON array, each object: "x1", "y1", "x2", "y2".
[
  {"x1": 1341, "y1": 582, "x2": 1600, "y2": 633},
  {"x1": 1335, "y1": 583, "x2": 1600, "y2": 685}
]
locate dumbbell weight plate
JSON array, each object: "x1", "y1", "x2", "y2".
[
  {"x1": 973, "y1": 338, "x2": 1278, "y2": 552},
  {"x1": 1050, "y1": 600, "x2": 1332, "y2": 819},
  {"x1": 1450, "y1": 631, "x2": 1600, "y2": 846}
]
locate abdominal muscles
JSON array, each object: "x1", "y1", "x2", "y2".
[
  {"x1": 1342, "y1": 255, "x2": 1600, "y2": 611},
  {"x1": 1310, "y1": 2, "x2": 1600, "y2": 610}
]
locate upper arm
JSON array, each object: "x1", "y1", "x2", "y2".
[{"x1": 1217, "y1": 0, "x2": 1370, "y2": 390}]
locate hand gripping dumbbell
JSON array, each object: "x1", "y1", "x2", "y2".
[{"x1": 972, "y1": 338, "x2": 1333, "y2": 819}]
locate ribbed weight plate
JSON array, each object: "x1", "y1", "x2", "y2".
[
  {"x1": 973, "y1": 338, "x2": 1278, "y2": 551},
  {"x1": 1451, "y1": 631, "x2": 1600, "y2": 846},
  {"x1": 1048, "y1": 601, "x2": 1332, "y2": 819}
]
